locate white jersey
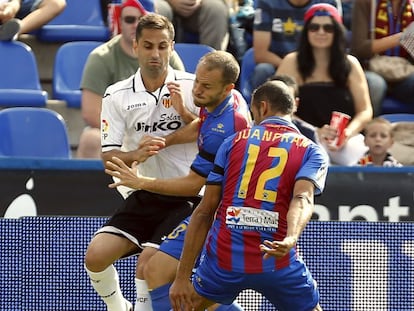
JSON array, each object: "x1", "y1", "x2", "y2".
[{"x1": 101, "y1": 67, "x2": 199, "y2": 180}]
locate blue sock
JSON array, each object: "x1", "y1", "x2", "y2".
[
  {"x1": 150, "y1": 283, "x2": 171, "y2": 311},
  {"x1": 215, "y1": 301, "x2": 244, "y2": 311}
]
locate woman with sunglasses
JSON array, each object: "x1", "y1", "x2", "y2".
[{"x1": 276, "y1": 3, "x2": 373, "y2": 166}]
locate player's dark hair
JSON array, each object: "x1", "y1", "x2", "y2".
[
  {"x1": 198, "y1": 51, "x2": 240, "y2": 85},
  {"x1": 135, "y1": 13, "x2": 175, "y2": 41},
  {"x1": 251, "y1": 80, "x2": 295, "y2": 115}
]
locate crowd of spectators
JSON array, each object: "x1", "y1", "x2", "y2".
[{"x1": 2, "y1": 0, "x2": 413, "y2": 166}]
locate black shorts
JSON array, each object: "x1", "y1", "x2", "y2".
[{"x1": 103, "y1": 190, "x2": 197, "y2": 248}]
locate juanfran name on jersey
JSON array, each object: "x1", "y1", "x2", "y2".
[
  {"x1": 226, "y1": 206, "x2": 279, "y2": 232},
  {"x1": 234, "y1": 126, "x2": 311, "y2": 148}
]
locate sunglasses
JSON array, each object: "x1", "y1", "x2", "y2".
[
  {"x1": 308, "y1": 23, "x2": 335, "y2": 33},
  {"x1": 123, "y1": 16, "x2": 140, "y2": 24}
]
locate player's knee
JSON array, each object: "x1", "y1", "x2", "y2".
[
  {"x1": 136, "y1": 247, "x2": 157, "y2": 277},
  {"x1": 143, "y1": 254, "x2": 157, "y2": 285},
  {"x1": 84, "y1": 245, "x2": 109, "y2": 271}
]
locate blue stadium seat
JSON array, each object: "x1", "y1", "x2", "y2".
[
  {"x1": 53, "y1": 41, "x2": 102, "y2": 108},
  {"x1": 174, "y1": 43, "x2": 215, "y2": 73},
  {"x1": 239, "y1": 47, "x2": 255, "y2": 104},
  {"x1": 0, "y1": 107, "x2": 71, "y2": 158},
  {"x1": 381, "y1": 97, "x2": 414, "y2": 114},
  {"x1": 379, "y1": 113, "x2": 414, "y2": 123},
  {"x1": 0, "y1": 41, "x2": 48, "y2": 107},
  {"x1": 36, "y1": 0, "x2": 110, "y2": 42}
]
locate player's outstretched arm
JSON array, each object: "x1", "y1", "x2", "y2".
[
  {"x1": 105, "y1": 156, "x2": 206, "y2": 196},
  {"x1": 101, "y1": 135, "x2": 166, "y2": 168},
  {"x1": 170, "y1": 184, "x2": 221, "y2": 311}
]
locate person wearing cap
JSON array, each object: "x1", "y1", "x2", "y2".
[
  {"x1": 77, "y1": 0, "x2": 185, "y2": 158},
  {"x1": 0, "y1": 0, "x2": 66, "y2": 40},
  {"x1": 154, "y1": 0, "x2": 229, "y2": 50},
  {"x1": 249, "y1": 0, "x2": 342, "y2": 96},
  {"x1": 276, "y1": 3, "x2": 372, "y2": 166}
]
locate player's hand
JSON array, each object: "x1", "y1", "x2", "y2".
[
  {"x1": 135, "y1": 135, "x2": 166, "y2": 163},
  {"x1": 260, "y1": 237, "x2": 297, "y2": 259},
  {"x1": 105, "y1": 157, "x2": 147, "y2": 189},
  {"x1": 169, "y1": 277, "x2": 198, "y2": 311},
  {"x1": 166, "y1": 81, "x2": 187, "y2": 114}
]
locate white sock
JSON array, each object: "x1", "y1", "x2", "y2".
[
  {"x1": 134, "y1": 278, "x2": 153, "y2": 311},
  {"x1": 85, "y1": 264, "x2": 129, "y2": 311}
]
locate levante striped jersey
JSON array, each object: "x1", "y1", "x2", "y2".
[
  {"x1": 191, "y1": 90, "x2": 252, "y2": 178},
  {"x1": 205, "y1": 116, "x2": 329, "y2": 273}
]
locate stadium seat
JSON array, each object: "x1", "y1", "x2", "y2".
[
  {"x1": 36, "y1": 0, "x2": 110, "y2": 42},
  {"x1": 239, "y1": 47, "x2": 255, "y2": 104},
  {"x1": 174, "y1": 43, "x2": 215, "y2": 73},
  {"x1": 381, "y1": 97, "x2": 414, "y2": 114},
  {"x1": 379, "y1": 113, "x2": 414, "y2": 123},
  {"x1": 0, "y1": 41, "x2": 48, "y2": 107},
  {"x1": 53, "y1": 41, "x2": 102, "y2": 108},
  {"x1": 0, "y1": 107, "x2": 71, "y2": 158}
]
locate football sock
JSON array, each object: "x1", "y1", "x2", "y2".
[
  {"x1": 215, "y1": 301, "x2": 244, "y2": 311},
  {"x1": 134, "y1": 278, "x2": 153, "y2": 311},
  {"x1": 149, "y1": 283, "x2": 171, "y2": 310},
  {"x1": 85, "y1": 264, "x2": 129, "y2": 311}
]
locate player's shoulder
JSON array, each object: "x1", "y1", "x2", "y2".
[
  {"x1": 104, "y1": 74, "x2": 134, "y2": 96},
  {"x1": 173, "y1": 69, "x2": 195, "y2": 82}
]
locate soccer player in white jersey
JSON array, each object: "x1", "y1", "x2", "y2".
[{"x1": 84, "y1": 13, "x2": 199, "y2": 311}]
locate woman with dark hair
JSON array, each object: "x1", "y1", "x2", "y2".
[{"x1": 276, "y1": 3, "x2": 373, "y2": 165}]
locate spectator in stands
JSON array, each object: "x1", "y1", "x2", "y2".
[
  {"x1": 154, "y1": 0, "x2": 229, "y2": 50},
  {"x1": 0, "y1": 0, "x2": 66, "y2": 41},
  {"x1": 248, "y1": 0, "x2": 341, "y2": 96},
  {"x1": 83, "y1": 13, "x2": 198, "y2": 311},
  {"x1": 341, "y1": 0, "x2": 353, "y2": 30},
  {"x1": 357, "y1": 117, "x2": 402, "y2": 167},
  {"x1": 77, "y1": 0, "x2": 184, "y2": 158},
  {"x1": 350, "y1": 0, "x2": 414, "y2": 116},
  {"x1": 276, "y1": 3, "x2": 372, "y2": 165},
  {"x1": 105, "y1": 50, "x2": 250, "y2": 311},
  {"x1": 169, "y1": 80, "x2": 329, "y2": 311}
]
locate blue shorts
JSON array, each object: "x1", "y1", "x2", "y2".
[
  {"x1": 159, "y1": 216, "x2": 191, "y2": 260},
  {"x1": 17, "y1": 0, "x2": 43, "y2": 19},
  {"x1": 192, "y1": 255, "x2": 320, "y2": 311}
]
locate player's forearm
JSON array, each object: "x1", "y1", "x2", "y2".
[
  {"x1": 176, "y1": 209, "x2": 213, "y2": 280},
  {"x1": 102, "y1": 149, "x2": 145, "y2": 168},
  {"x1": 140, "y1": 174, "x2": 204, "y2": 197},
  {"x1": 286, "y1": 193, "x2": 314, "y2": 241},
  {"x1": 164, "y1": 118, "x2": 199, "y2": 147}
]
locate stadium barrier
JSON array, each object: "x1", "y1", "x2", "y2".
[
  {"x1": 1, "y1": 158, "x2": 414, "y2": 310},
  {"x1": 1, "y1": 217, "x2": 413, "y2": 310},
  {"x1": 1, "y1": 158, "x2": 413, "y2": 221}
]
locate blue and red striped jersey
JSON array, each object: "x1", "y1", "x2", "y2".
[
  {"x1": 190, "y1": 90, "x2": 252, "y2": 178},
  {"x1": 205, "y1": 116, "x2": 328, "y2": 273}
]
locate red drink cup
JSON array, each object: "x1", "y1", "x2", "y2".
[{"x1": 330, "y1": 111, "x2": 351, "y2": 147}]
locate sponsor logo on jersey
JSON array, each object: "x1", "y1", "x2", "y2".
[
  {"x1": 134, "y1": 113, "x2": 184, "y2": 132},
  {"x1": 226, "y1": 206, "x2": 279, "y2": 232}
]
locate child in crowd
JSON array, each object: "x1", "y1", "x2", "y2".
[{"x1": 357, "y1": 117, "x2": 402, "y2": 167}]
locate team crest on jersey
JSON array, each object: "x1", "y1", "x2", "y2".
[
  {"x1": 226, "y1": 206, "x2": 279, "y2": 232},
  {"x1": 161, "y1": 94, "x2": 172, "y2": 108}
]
